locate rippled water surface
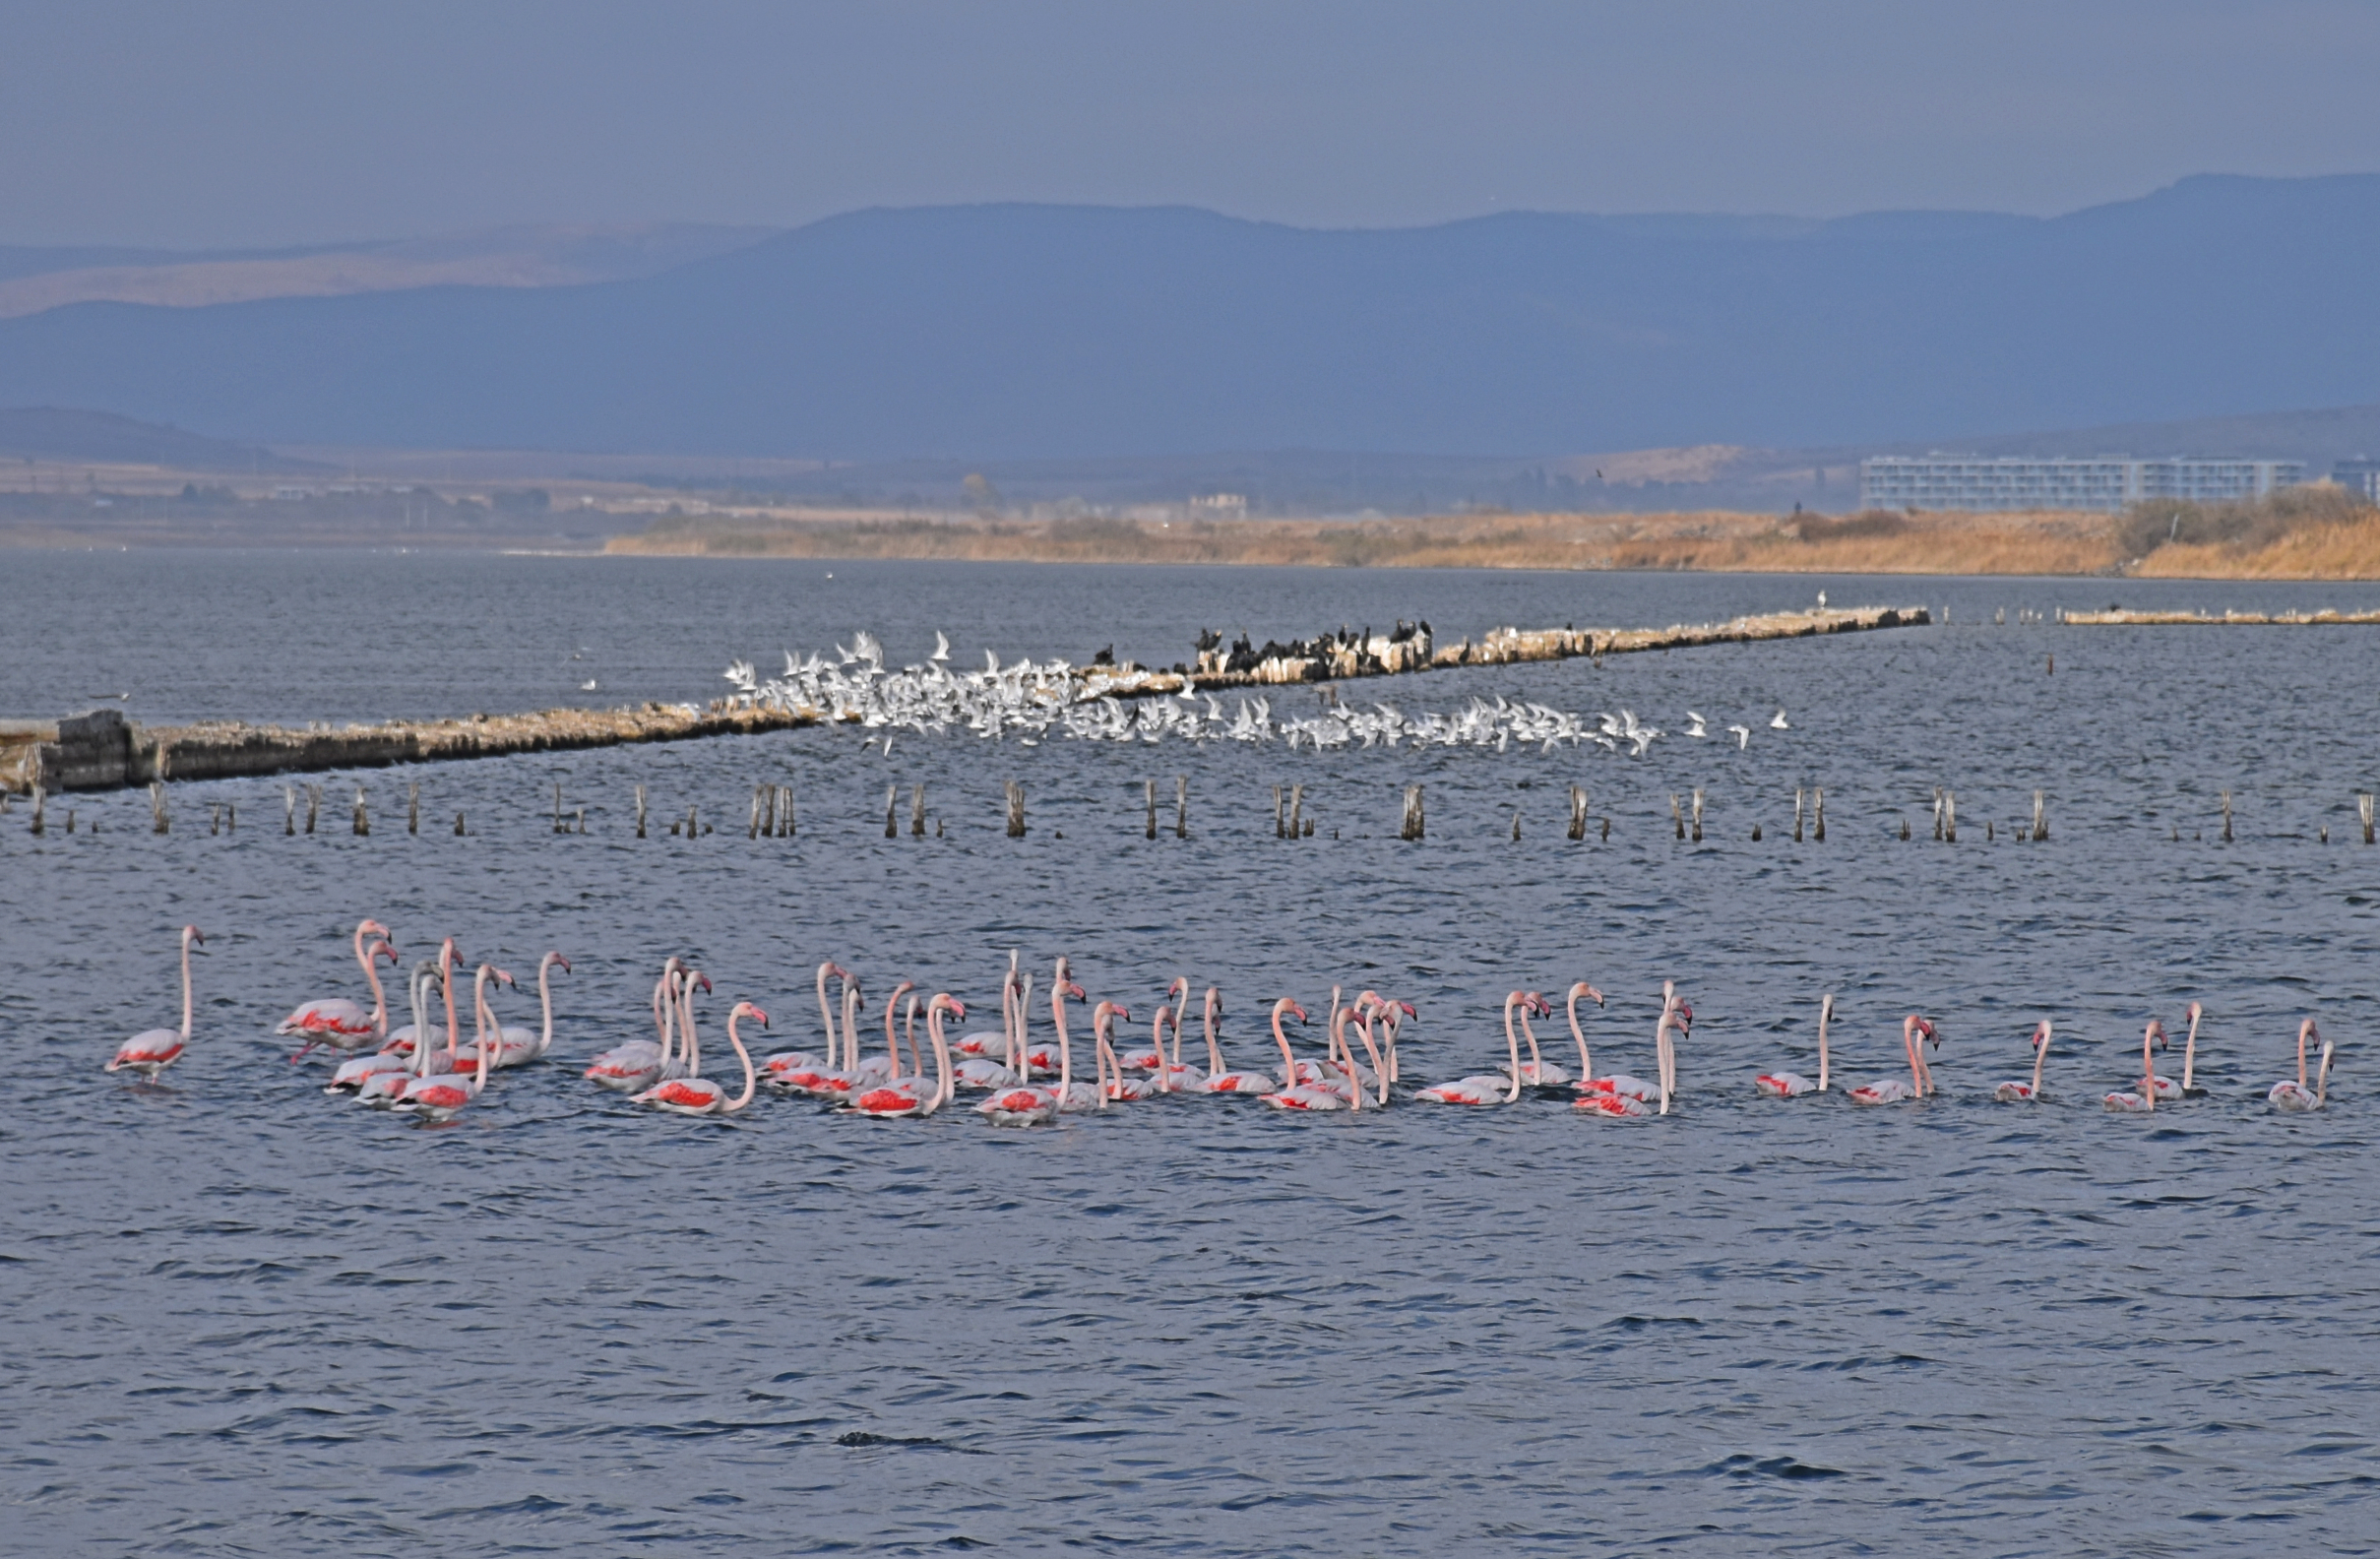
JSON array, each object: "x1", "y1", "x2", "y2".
[{"x1": 4, "y1": 551, "x2": 2379, "y2": 1555}]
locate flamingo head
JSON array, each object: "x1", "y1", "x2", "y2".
[
  {"x1": 1065, "y1": 981, "x2": 1088, "y2": 1003},
  {"x1": 184, "y1": 925, "x2": 208, "y2": 953},
  {"x1": 2030, "y1": 1020, "x2": 2051, "y2": 1050},
  {"x1": 1910, "y1": 1016, "x2": 1937, "y2": 1050},
  {"x1": 2146, "y1": 1019, "x2": 2168, "y2": 1052},
  {"x1": 548, "y1": 952, "x2": 572, "y2": 975},
  {"x1": 359, "y1": 918, "x2": 392, "y2": 940},
  {"x1": 370, "y1": 940, "x2": 399, "y2": 966},
  {"x1": 1525, "y1": 991, "x2": 1553, "y2": 1018},
  {"x1": 2185, "y1": 1000, "x2": 2202, "y2": 1025},
  {"x1": 1280, "y1": 999, "x2": 1309, "y2": 1025},
  {"x1": 732, "y1": 1002, "x2": 769, "y2": 1027},
  {"x1": 1570, "y1": 981, "x2": 1605, "y2": 1008},
  {"x1": 494, "y1": 967, "x2": 517, "y2": 988},
  {"x1": 935, "y1": 994, "x2": 966, "y2": 1021},
  {"x1": 1671, "y1": 999, "x2": 1694, "y2": 1033},
  {"x1": 696, "y1": 971, "x2": 715, "y2": 995}
]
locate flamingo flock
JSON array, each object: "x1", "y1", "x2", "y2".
[{"x1": 101, "y1": 924, "x2": 2348, "y2": 1123}]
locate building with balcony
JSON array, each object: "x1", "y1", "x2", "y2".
[{"x1": 1858, "y1": 455, "x2": 2304, "y2": 513}]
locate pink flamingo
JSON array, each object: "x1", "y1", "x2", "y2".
[
  {"x1": 1147, "y1": 999, "x2": 1203, "y2": 1091},
  {"x1": 847, "y1": 995, "x2": 962, "y2": 1117},
  {"x1": 953, "y1": 953, "x2": 1020, "y2": 1056},
  {"x1": 1194, "y1": 988, "x2": 1278, "y2": 1093},
  {"x1": 585, "y1": 961, "x2": 682, "y2": 1091},
  {"x1": 1260, "y1": 998, "x2": 1357, "y2": 1110},
  {"x1": 2176, "y1": 1002, "x2": 2209, "y2": 1096},
  {"x1": 1525, "y1": 981, "x2": 1603, "y2": 1089},
  {"x1": 762, "y1": 961, "x2": 846, "y2": 1087},
  {"x1": 2267, "y1": 1018, "x2": 2334, "y2": 1111},
  {"x1": 397, "y1": 965, "x2": 506, "y2": 1119},
  {"x1": 1994, "y1": 1020, "x2": 2053, "y2": 1101},
  {"x1": 1848, "y1": 1015, "x2": 1939, "y2": 1105},
  {"x1": 1579, "y1": 982, "x2": 1689, "y2": 1100},
  {"x1": 1120, "y1": 977, "x2": 1192, "y2": 1071},
  {"x1": 1347, "y1": 989, "x2": 1415, "y2": 1083},
  {"x1": 1056, "y1": 997, "x2": 1120, "y2": 1110},
  {"x1": 1755, "y1": 992, "x2": 1831, "y2": 1097},
  {"x1": 977, "y1": 965, "x2": 1087, "y2": 1124},
  {"x1": 328, "y1": 958, "x2": 432, "y2": 1092},
  {"x1": 383, "y1": 937, "x2": 460, "y2": 1060},
  {"x1": 1099, "y1": 1000, "x2": 1166, "y2": 1099},
  {"x1": 476, "y1": 951, "x2": 569, "y2": 1069},
  {"x1": 105, "y1": 925, "x2": 207, "y2": 1077},
  {"x1": 2104, "y1": 1019, "x2": 2169, "y2": 1112},
  {"x1": 1578, "y1": 993, "x2": 1682, "y2": 1118},
  {"x1": 954, "y1": 970, "x2": 1029, "y2": 1091},
  {"x1": 1413, "y1": 992, "x2": 1534, "y2": 1106},
  {"x1": 1505, "y1": 989, "x2": 1569, "y2": 1086},
  {"x1": 279, "y1": 918, "x2": 398, "y2": 1060},
  {"x1": 359, "y1": 961, "x2": 451, "y2": 1106},
  {"x1": 637, "y1": 1002, "x2": 767, "y2": 1115}
]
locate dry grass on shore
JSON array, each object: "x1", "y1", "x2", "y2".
[{"x1": 607, "y1": 494, "x2": 2380, "y2": 580}]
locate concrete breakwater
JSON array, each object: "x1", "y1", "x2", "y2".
[
  {"x1": 0, "y1": 704, "x2": 814, "y2": 795},
  {"x1": 2060, "y1": 607, "x2": 2380, "y2": 626},
  {"x1": 4, "y1": 605, "x2": 1924, "y2": 794},
  {"x1": 1089, "y1": 603, "x2": 1930, "y2": 695}
]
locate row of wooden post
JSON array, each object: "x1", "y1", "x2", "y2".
[{"x1": 12, "y1": 781, "x2": 2380, "y2": 846}]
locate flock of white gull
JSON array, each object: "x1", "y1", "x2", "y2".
[
  {"x1": 720, "y1": 631, "x2": 1789, "y2": 754},
  {"x1": 103, "y1": 921, "x2": 2341, "y2": 1121}
]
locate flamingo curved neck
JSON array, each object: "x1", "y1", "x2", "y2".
[
  {"x1": 361, "y1": 936, "x2": 389, "y2": 1036},
  {"x1": 537, "y1": 957, "x2": 557, "y2": 1051},
  {"x1": 924, "y1": 1000, "x2": 954, "y2": 1112},
  {"x1": 178, "y1": 933, "x2": 196, "y2": 1041},
  {"x1": 1204, "y1": 989, "x2": 1225, "y2": 1077},
  {"x1": 1500, "y1": 995, "x2": 1522, "y2": 1104},
  {"x1": 723, "y1": 1011, "x2": 757, "y2": 1110},
  {"x1": 1516, "y1": 999, "x2": 1543, "y2": 1084},
  {"x1": 1817, "y1": 995, "x2": 1833, "y2": 1092},
  {"x1": 1272, "y1": 1001, "x2": 1296, "y2": 1090},
  {"x1": 2181, "y1": 1006, "x2": 2201, "y2": 1091},
  {"x1": 814, "y1": 963, "x2": 837, "y2": 1061},
  {"x1": 1567, "y1": 990, "x2": 1592, "y2": 1081},
  {"x1": 1051, "y1": 982, "x2": 1072, "y2": 1097},
  {"x1": 2031, "y1": 1022, "x2": 2050, "y2": 1093}
]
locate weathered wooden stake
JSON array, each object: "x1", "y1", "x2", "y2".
[
  {"x1": 554, "y1": 780, "x2": 565, "y2": 835},
  {"x1": 1752, "y1": 821, "x2": 1762, "y2": 841},
  {"x1": 910, "y1": 782, "x2": 926, "y2": 838},
  {"x1": 64, "y1": 808, "x2": 76, "y2": 834},
  {"x1": 2221, "y1": 790, "x2": 2233, "y2": 843},
  {"x1": 749, "y1": 785, "x2": 763, "y2": 840},
  {"x1": 1931, "y1": 788, "x2": 1945, "y2": 842},
  {"x1": 209, "y1": 803, "x2": 220, "y2": 836},
  {"x1": 687, "y1": 803, "x2": 700, "y2": 841},
  {"x1": 150, "y1": 781, "x2": 169, "y2": 835},
  {"x1": 1400, "y1": 783, "x2": 1425, "y2": 841},
  {"x1": 1145, "y1": 779, "x2": 1158, "y2": 840},
  {"x1": 780, "y1": 785, "x2": 795, "y2": 838},
  {"x1": 1690, "y1": 789, "x2": 1704, "y2": 843},
  {"x1": 1670, "y1": 794, "x2": 1685, "y2": 841},
  {"x1": 1511, "y1": 808, "x2": 1522, "y2": 842},
  {"x1": 1568, "y1": 784, "x2": 1588, "y2": 841},
  {"x1": 2031, "y1": 790, "x2": 2047, "y2": 842},
  {"x1": 2360, "y1": 793, "x2": 2375, "y2": 844},
  {"x1": 455, "y1": 810, "x2": 467, "y2": 836},
  {"x1": 1944, "y1": 791, "x2": 1957, "y2": 843},
  {"x1": 883, "y1": 783, "x2": 899, "y2": 839},
  {"x1": 1006, "y1": 780, "x2": 1027, "y2": 838},
  {"x1": 1793, "y1": 787, "x2": 1804, "y2": 842},
  {"x1": 1175, "y1": 775, "x2": 1188, "y2": 839},
  {"x1": 1598, "y1": 815, "x2": 1611, "y2": 842},
  {"x1": 1987, "y1": 819, "x2": 1995, "y2": 842},
  {"x1": 1287, "y1": 784, "x2": 1304, "y2": 841},
  {"x1": 576, "y1": 807, "x2": 586, "y2": 834},
  {"x1": 304, "y1": 783, "x2": 320, "y2": 835},
  {"x1": 1813, "y1": 786, "x2": 1826, "y2": 842},
  {"x1": 283, "y1": 785, "x2": 295, "y2": 835},
  {"x1": 407, "y1": 781, "x2": 420, "y2": 836},
  {"x1": 224, "y1": 802, "x2": 234, "y2": 834},
  {"x1": 1274, "y1": 785, "x2": 1285, "y2": 839},
  {"x1": 353, "y1": 786, "x2": 369, "y2": 836},
  {"x1": 635, "y1": 784, "x2": 649, "y2": 839},
  {"x1": 1900, "y1": 814, "x2": 1911, "y2": 841}
]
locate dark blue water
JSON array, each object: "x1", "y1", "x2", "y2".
[{"x1": 4, "y1": 551, "x2": 2378, "y2": 1554}]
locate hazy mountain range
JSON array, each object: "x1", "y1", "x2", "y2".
[{"x1": 2, "y1": 175, "x2": 2378, "y2": 469}]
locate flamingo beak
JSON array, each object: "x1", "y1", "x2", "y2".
[
  {"x1": 753, "y1": 1007, "x2": 771, "y2": 1027},
  {"x1": 947, "y1": 998, "x2": 967, "y2": 1019},
  {"x1": 1585, "y1": 988, "x2": 1603, "y2": 1008},
  {"x1": 555, "y1": 955, "x2": 572, "y2": 973},
  {"x1": 699, "y1": 973, "x2": 715, "y2": 994},
  {"x1": 1289, "y1": 1003, "x2": 1309, "y2": 1023}
]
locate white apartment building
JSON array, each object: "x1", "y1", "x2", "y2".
[{"x1": 1858, "y1": 455, "x2": 2304, "y2": 513}]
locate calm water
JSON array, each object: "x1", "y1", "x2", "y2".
[{"x1": 4, "y1": 551, "x2": 2379, "y2": 1555}]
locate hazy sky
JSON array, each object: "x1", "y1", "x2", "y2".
[{"x1": 7, "y1": 0, "x2": 2379, "y2": 248}]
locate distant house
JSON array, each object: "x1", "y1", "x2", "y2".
[
  {"x1": 1860, "y1": 455, "x2": 2302, "y2": 513},
  {"x1": 1189, "y1": 492, "x2": 1249, "y2": 516},
  {"x1": 271, "y1": 485, "x2": 312, "y2": 501}
]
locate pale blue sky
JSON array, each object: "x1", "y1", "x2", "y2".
[{"x1": 5, "y1": 0, "x2": 2378, "y2": 247}]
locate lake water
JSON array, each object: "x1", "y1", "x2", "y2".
[{"x1": 3, "y1": 550, "x2": 2378, "y2": 1555}]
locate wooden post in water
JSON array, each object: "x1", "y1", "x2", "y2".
[
  {"x1": 225, "y1": 802, "x2": 234, "y2": 834},
  {"x1": 780, "y1": 784, "x2": 795, "y2": 838},
  {"x1": 1144, "y1": 779, "x2": 1158, "y2": 840},
  {"x1": 210, "y1": 803, "x2": 221, "y2": 836},
  {"x1": 687, "y1": 803, "x2": 700, "y2": 841},
  {"x1": 1670, "y1": 794, "x2": 1684, "y2": 841},
  {"x1": 304, "y1": 784, "x2": 320, "y2": 835},
  {"x1": 2221, "y1": 790, "x2": 2233, "y2": 843},
  {"x1": 1273, "y1": 785, "x2": 1285, "y2": 839},
  {"x1": 1400, "y1": 783, "x2": 1425, "y2": 841},
  {"x1": 30, "y1": 785, "x2": 44, "y2": 837},
  {"x1": 454, "y1": 810, "x2": 467, "y2": 836},
  {"x1": 908, "y1": 782, "x2": 925, "y2": 837},
  {"x1": 634, "y1": 784, "x2": 648, "y2": 839},
  {"x1": 1174, "y1": 776, "x2": 1188, "y2": 839},
  {"x1": 1690, "y1": 789, "x2": 1704, "y2": 843},
  {"x1": 407, "y1": 782, "x2": 420, "y2": 836},
  {"x1": 2031, "y1": 790, "x2": 2046, "y2": 842},
  {"x1": 758, "y1": 784, "x2": 775, "y2": 839},
  {"x1": 1287, "y1": 784, "x2": 1304, "y2": 841},
  {"x1": 2361, "y1": 793, "x2": 2375, "y2": 844},
  {"x1": 576, "y1": 807, "x2": 586, "y2": 834},
  {"x1": 1931, "y1": 788, "x2": 1944, "y2": 842},
  {"x1": 1944, "y1": 791, "x2": 1957, "y2": 843},
  {"x1": 1568, "y1": 784, "x2": 1588, "y2": 841},
  {"x1": 283, "y1": 785, "x2": 295, "y2": 835},
  {"x1": 1006, "y1": 780, "x2": 1027, "y2": 838},
  {"x1": 1510, "y1": 808, "x2": 1522, "y2": 842},
  {"x1": 1813, "y1": 786, "x2": 1826, "y2": 842},
  {"x1": 553, "y1": 780, "x2": 565, "y2": 836},
  {"x1": 749, "y1": 785, "x2": 763, "y2": 840},
  {"x1": 883, "y1": 783, "x2": 899, "y2": 839},
  {"x1": 1793, "y1": 787, "x2": 1804, "y2": 843},
  {"x1": 65, "y1": 808, "x2": 76, "y2": 834},
  {"x1": 352, "y1": 786, "x2": 368, "y2": 836},
  {"x1": 150, "y1": 781, "x2": 168, "y2": 835}
]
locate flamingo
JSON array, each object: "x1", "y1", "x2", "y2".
[
  {"x1": 1056, "y1": 995, "x2": 1120, "y2": 1110},
  {"x1": 952, "y1": 953, "x2": 1019, "y2": 1056},
  {"x1": 1352, "y1": 990, "x2": 1415, "y2": 1083},
  {"x1": 1018, "y1": 957, "x2": 1082, "y2": 1078},
  {"x1": 636, "y1": 1002, "x2": 767, "y2": 1115},
  {"x1": 1507, "y1": 988, "x2": 1570, "y2": 1086},
  {"x1": 2104, "y1": 1019, "x2": 2168, "y2": 1113},
  {"x1": 104, "y1": 925, "x2": 206, "y2": 1077},
  {"x1": 1120, "y1": 977, "x2": 1191, "y2": 1070},
  {"x1": 397, "y1": 965, "x2": 506, "y2": 1119},
  {"x1": 1994, "y1": 1020, "x2": 2053, "y2": 1102},
  {"x1": 585, "y1": 961, "x2": 683, "y2": 1091},
  {"x1": 799, "y1": 974, "x2": 869, "y2": 1099},
  {"x1": 847, "y1": 995, "x2": 961, "y2": 1117},
  {"x1": 1848, "y1": 1015, "x2": 1937, "y2": 1105},
  {"x1": 328, "y1": 960, "x2": 434, "y2": 1092},
  {"x1": 1534, "y1": 981, "x2": 1607, "y2": 1090},
  {"x1": 2268, "y1": 1019, "x2": 2333, "y2": 1111},
  {"x1": 381, "y1": 937, "x2": 458, "y2": 1059},
  {"x1": 762, "y1": 960, "x2": 848, "y2": 1087},
  {"x1": 1194, "y1": 988, "x2": 1276, "y2": 1093},
  {"x1": 1578, "y1": 993, "x2": 1681, "y2": 1118},
  {"x1": 953, "y1": 971, "x2": 1027, "y2": 1091},
  {"x1": 1101, "y1": 1000, "x2": 1166, "y2": 1100},
  {"x1": 278, "y1": 918, "x2": 397, "y2": 1060},
  {"x1": 1147, "y1": 999, "x2": 1203, "y2": 1091},
  {"x1": 1414, "y1": 992, "x2": 1534, "y2": 1106},
  {"x1": 1261, "y1": 998, "x2": 1355, "y2": 1110},
  {"x1": 476, "y1": 951, "x2": 569, "y2": 1069},
  {"x1": 1755, "y1": 992, "x2": 1831, "y2": 1097},
  {"x1": 360, "y1": 961, "x2": 451, "y2": 1107},
  {"x1": 977, "y1": 964, "x2": 1087, "y2": 1125},
  {"x1": 1579, "y1": 981, "x2": 1690, "y2": 1100},
  {"x1": 2176, "y1": 1001, "x2": 2209, "y2": 1096}
]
